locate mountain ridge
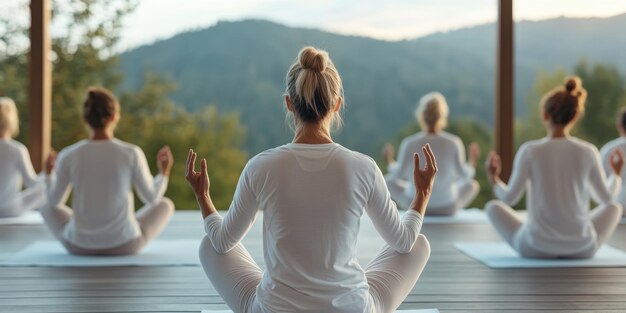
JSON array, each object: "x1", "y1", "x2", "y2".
[{"x1": 119, "y1": 15, "x2": 626, "y2": 154}]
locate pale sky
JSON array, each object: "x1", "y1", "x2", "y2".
[{"x1": 117, "y1": 0, "x2": 626, "y2": 51}]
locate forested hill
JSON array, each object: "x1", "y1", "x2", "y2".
[{"x1": 119, "y1": 15, "x2": 626, "y2": 155}]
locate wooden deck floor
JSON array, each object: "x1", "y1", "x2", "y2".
[{"x1": 1, "y1": 211, "x2": 626, "y2": 313}]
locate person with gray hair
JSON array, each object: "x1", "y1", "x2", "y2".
[
  {"x1": 384, "y1": 92, "x2": 480, "y2": 215},
  {"x1": 0, "y1": 97, "x2": 49, "y2": 217}
]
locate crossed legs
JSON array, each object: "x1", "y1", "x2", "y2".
[
  {"x1": 198, "y1": 234, "x2": 431, "y2": 313},
  {"x1": 485, "y1": 199, "x2": 623, "y2": 258},
  {"x1": 0, "y1": 184, "x2": 46, "y2": 218},
  {"x1": 41, "y1": 198, "x2": 175, "y2": 255},
  {"x1": 426, "y1": 180, "x2": 479, "y2": 216}
]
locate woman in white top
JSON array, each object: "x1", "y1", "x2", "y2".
[
  {"x1": 384, "y1": 92, "x2": 479, "y2": 215},
  {"x1": 600, "y1": 108, "x2": 626, "y2": 214},
  {"x1": 0, "y1": 97, "x2": 48, "y2": 218},
  {"x1": 186, "y1": 47, "x2": 436, "y2": 313},
  {"x1": 485, "y1": 77, "x2": 623, "y2": 259},
  {"x1": 43, "y1": 87, "x2": 175, "y2": 255}
]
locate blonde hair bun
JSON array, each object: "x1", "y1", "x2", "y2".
[
  {"x1": 285, "y1": 46, "x2": 344, "y2": 128},
  {"x1": 565, "y1": 76, "x2": 582, "y2": 93},
  {"x1": 299, "y1": 46, "x2": 327, "y2": 72}
]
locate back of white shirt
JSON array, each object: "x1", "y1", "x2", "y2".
[
  {"x1": 496, "y1": 137, "x2": 619, "y2": 254},
  {"x1": 386, "y1": 132, "x2": 474, "y2": 206},
  {"x1": 203, "y1": 143, "x2": 422, "y2": 313},
  {"x1": 48, "y1": 139, "x2": 168, "y2": 249},
  {"x1": 0, "y1": 139, "x2": 40, "y2": 207}
]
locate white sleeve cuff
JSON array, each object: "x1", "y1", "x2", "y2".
[
  {"x1": 402, "y1": 209, "x2": 424, "y2": 234},
  {"x1": 203, "y1": 212, "x2": 223, "y2": 235}
]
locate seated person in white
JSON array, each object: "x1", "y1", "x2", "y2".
[
  {"x1": 186, "y1": 47, "x2": 435, "y2": 313},
  {"x1": 485, "y1": 76, "x2": 623, "y2": 259},
  {"x1": 383, "y1": 92, "x2": 479, "y2": 215},
  {"x1": 42, "y1": 87, "x2": 175, "y2": 255},
  {"x1": 0, "y1": 97, "x2": 48, "y2": 218},
  {"x1": 600, "y1": 107, "x2": 626, "y2": 215}
]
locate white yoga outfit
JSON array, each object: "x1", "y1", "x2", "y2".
[
  {"x1": 487, "y1": 137, "x2": 622, "y2": 258},
  {"x1": 200, "y1": 143, "x2": 431, "y2": 313},
  {"x1": 45, "y1": 139, "x2": 169, "y2": 249},
  {"x1": 385, "y1": 131, "x2": 478, "y2": 213},
  {"x1": 0, "y1": 139, "x2": 46, "y2": 218},
  {"x1": 601, "y1": 137, "x2": 626, "y2": 212}
]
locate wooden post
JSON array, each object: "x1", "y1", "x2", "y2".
[
  {"x1": 28, "y1": 0, "x2": 52, "y2": 172},
  {"x1": 496, "y1": 0, "x2": 514, "y2": 181}
]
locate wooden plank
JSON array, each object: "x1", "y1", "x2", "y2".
[
  {"x1": 496, "y1": 0, "x2": 514, "y2": 181},
  {"x1": 28, "y1": 0, "x2": 52, "y2": 172}
]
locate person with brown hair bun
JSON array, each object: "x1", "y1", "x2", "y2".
[
  {"x1": 485, "y1": 76, "x2": 623, "y2": 259},
  {"x1": 600, "y1": 107, "x2": 626, "y2": 215},
  {"x1": 186, "y1": 46, "x2": 435, "y2": 313},
  {"x1": 0, "y1": 97, "x2": 49, "y2": 217},
  {"x1": 42, "y1": 87, "x2": 175, "y2": 255}
]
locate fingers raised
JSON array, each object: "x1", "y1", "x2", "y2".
[
  {"x1": 423, "y1": 144, "x2": 437, "y2": 172},
  {"x1": 413, "y1": 152, "x2": 420, "y2": 174},
  {"x1": 186, "y1": 149, "x2": 196, "y2": 179},
  {"x1": 201, "y1": 158, "x2": 208, "y2": 177}
]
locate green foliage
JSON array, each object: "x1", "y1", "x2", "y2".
[
  {"x1": 574, "y1": 61, "x2": 626, "y2": 144},
  {"x1": 384, "y1": 119, "x2": 493, "y2": 209},
  {"x1": 0, "y1": 0, "x2": 248, "y2": 210},
  {"x1": 515, "y1": 69, "x2": 568, "y2": 146},
  {"x1": 117, "y1": 73, "x2": 247, "y2": 210}
]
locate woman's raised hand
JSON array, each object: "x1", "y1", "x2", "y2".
[
  {"x1": 185, "y1": 149, "x2": 210, "y2": 200},
  {"x1": 609, "y1": 148, "x2": 624, "y2": 176},
  {"x1": 468, "y1": 142, "x2": 481, "y2": 167},
  {"x1": 157, "y1": 145, "x2": 174, "y2": 177},
  {"x1": 413, "y1": 144, "x2": 438, "y2": 195},
  {"x1": 186, "y1": 149, "x2": 216, "y2": 218},
  {"x1": 382, "y1": 143, "x2": 395, "y2": 166},
  {"x1": 485, "y1": 151, "x2": 502, "y2": 185},
  {"x1": 45, "y1": 150, "x2": 57, "y2": 176},
  {"x1": 410, "y1": 144, "x2": 438, "y2": 215}
]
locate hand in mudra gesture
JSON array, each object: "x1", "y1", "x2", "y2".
[
  {"x1": 485, "y1": 151, "x2": 502, "y2": 185},
  {"x1": 413, "y1": 144, "x2": 438, "y2": 199},
  {"x1": 609, "y1": 148, "x2": 624, "y2": 175},
  {"x1": 157, "y1": 145, "x2": 174, "y2": 177},
  {"x1": 185, "y1": 149, "x2": 210, "y2": 200}
]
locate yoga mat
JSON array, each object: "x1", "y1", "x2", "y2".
[
  {"x1": 0, "y1": 211, "x2": 44, "y2": 225},
  {"x1": 0, "y1": 239, "x2": 201, "y2": 267},
  {"x1": 423, "y1": 208, "x2": 488, "y2": 224},
  {"x1": 455, "y1": 242, "x2": 626, "y2": 268},
  {"x1": 201, "y1": 309, "x2": 439, "y2": 313}
]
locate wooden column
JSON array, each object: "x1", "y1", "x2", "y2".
[
  {"x1": 496, "y1": 0, "x2": 514, "y2": 181},
  {"x1": 28, "y1": 0, "x2": 52, "y2": 172}
]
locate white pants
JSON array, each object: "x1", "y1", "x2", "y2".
[
  {"x1": 41, "y1": 198, "x2": 175, "y2": 255},
  {"x1": 485, "y1": 200, "x2": 623, "y2": 259},
  {"x1": 199, "y1": 234, "x2": 431, "y2": 313},
  {"x1": 0, "y1": 184, "x2": 46, "y2": 218},
  {"x1": 386, "y1": 178, "x2": 479, "y2": 216}
]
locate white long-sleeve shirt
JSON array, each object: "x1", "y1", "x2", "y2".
[
  {"x1": 203, "y1": 143, "x2": 423, "y2": 313},
  {"x1": 386, "y1": 131, "x2": 475, "y2": 207},
  {"x1": 495, "y1": 137, "x2": 620, "y2": 254},
  {"x1": 600, "y1": 136, "x2": 626, "y2": 208},
  {"x1": 47, "y1": 139, "x2": 168, "y2": 249},
  {"x1": 0, "y1": 139, "x2": 43, "y2": 207}
]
